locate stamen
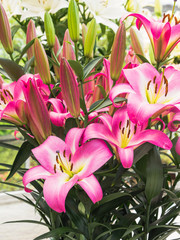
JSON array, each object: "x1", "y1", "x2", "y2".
[
  {"x1": 60, "y1": 165, "x2": 63, "y2": 172},
  {"x1": 147, "y1": 80, "x2": 151, "y2": 90},
  {"x1": 163, "y1": 75, "x2": 168, "y2": 84},
  {"x1": 165, "y1": 83, "x2": 168, "y2": 97},
  {"x1": 54, "y1": 164, "x2": 57, "y2": 173},
  {"x1": 70, "y1": 163, "x2": 73, "y2": 171},
  {"x1": 134, "y1": 125, "x2": 137, "y2": 135},
  {"x1": 63, "y1": 150, "x2": 66, "y2": 158},
  {"x1": 155, "y1": 83, "x2": 158, "y2": 94},
  {"x1": 127, "y1": 129, "x2": 131, "y2": 138},
  {"x1": 56, "y1": 155, "x2": 59, "y2": 164},
  {"x1": 122, "y1": 127, "x2": 125, "y2": 134},
  {"x1": 174, "y1": 16, "x2": 180, "y2": 25},
  {"x1": 126, "y1": 120, "x2": 129, "y2": 128},
  {"x1": 0, "y1": 93, "x2": 6, "y2": 104},
  {"x1": 153, "y1": 76, "x2": 156, "y2": 84},
  {"x1": 6, "y1": 90, "x2": 13, "y2": 99},
  {"x1": 56, "y1": 150, "x2": 60, "y2": 153},
  {"x1": 119, "y1": 121, "x2": 122, "y2": 130},
  {"x1": 69, "y1": 154, "x2": 72, "y2": 162}
]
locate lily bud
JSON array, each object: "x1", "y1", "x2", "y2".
[
  {"x1": 44, "y1": 11, "x2": 55, "y2": 48},
  {"x1": 63, "y1": 29, "x2": 76, "y2": 60},
  {"x1": 26, "y1": 19, "x2": 37, "y2": 60},
  {"x1": 82, "y1": 23, "x2": 87, "y2": 46},
  {"x1": 59, "y1": 58, "x2": 80, "y2": 118},
  {"x1": 34, "y1": 38, "x2": 51, "y2": 85},
  {"x1": 84, "y1": 19, "x2": 97, "y2": 58},
  {"x1": 110, "y1": 22, "x2": 126, "y2": 81},
  {"x1": 0, "y1": 3, "x2": 13, "y2": 54},
  {"x1": 51, "y1": 35, "x2": 62, "y2": 80},
  {"x1": 68, "y1": 0, "x2": 80, "y2": 42},
  {"x1": 130, "y1": 27, "x2": 144, "y2": 63}
]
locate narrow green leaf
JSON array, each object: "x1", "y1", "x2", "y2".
[
  {"x1": 0, "y1": 58, "x2": 25, "y2": 81},
  {"x1": 0, "y1": 141, "x2": 19, "y2": 150},
  {"x1": 128, "y1": 233, "x2": 144, "y2": 240},
  {"x1": 4, "y1": 220, "x2": 50, "y2": 228},
  {"x1": 24, "y1": 56, "x2": 35, "y2": 73},
  {"x1": 83, "y1": 57, "x2": 103, "y2": 80},
  {"x1": 121, "y1": 225, "x2": 143, "y2": 238},
  {"x1": 34, "y1": 227, "x2": 81, "y2": 240},
  {"x1": 17, "y1": 39, "x2": 35, "y2": 63},
  {"x1": 136, "y1": 54, "x2": 150, "y2": 63},
  {"x1": 68, "y1": 60, "x2": 84, "y2": 80},
  {"x1": 97, "y1": 85, "x2": 106, "y2": 97},
  {"x1": 89, "y1": 97, "x2": 126, "y2": 112},
  {"x1": 6, "y1": 141, "x2": 33, "y2": 180},
  {"x1": 98, "y1": 192, "x2": 131, "y2": 205},
  {"x1": 0, "y1": 181, "x2": 24, "y2": 189},
  {"x1": 145, "y1": 146, "x2": 163, "y2": 202},
  {"x1": 0, "y1": 124, "x2": 17, "y2": 130}
]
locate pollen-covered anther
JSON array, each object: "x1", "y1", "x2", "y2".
[
  {"x1": 54, "y1": 164, "x2": 57, "y2": 173},
  {"x1": 70, "y1": 163, "x2": 73, "y2": 171},
  {"x1": 122, "y1": 127, "x2": 125, "y2": 134},
  {"x1": 165, "y1": 82, "x2": 168, "y2": 97},
  {"x1": 147, "y1": 80, "x2": 151, "y2": 90},
  {"x1": 174, "y1": 16, "x2": 180, "y2": 25},
  {"x1": 127, "y1": 129, "x2": 131, "y2": 138},
  {"x1": 134, "y1": 125, "x2": 137, "y2": 134},
  {"x1": 126, "y1": 120, "x2": 129, "y2": 128},
  {"x1": 56, "y1": 155, "x2": 59, "y2": 164},
  {"x1": 162, "y1": 13, "x2": 170, "y2": 23},
  {"x1": 153, "y1": 76, "x2": 156, "y2": 84},
  {"x1": 155, "y1": 83, "x2": 158, "y2": 94},
  {"x1": 119, "y1": 121, "x2": 122, "y2": 129},
  {"x1": 60, "y1": 165, "x2": 63, "y2": 172},
  {"x1": 69, "y1": 154, "x2": 72, "y2": 162},
  {"x1": 63, "y1": 149, "x2": 66, "y2": 158}
]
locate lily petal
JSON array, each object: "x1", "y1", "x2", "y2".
[
  {"x1": 117, "y1": 147, "x2": 134, "y2": 168},
  {"x1": 78, "y1": 174, "x2": 103, "y2": 203},
  {"x1": 65, "y1": 128, "x2": 85, "y2": 154}
]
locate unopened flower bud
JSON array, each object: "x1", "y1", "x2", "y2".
[
  {"x1": 63, "y1": 29, "x2": 76, "y2": 60},
  {"x1": 68, "y1": 0, "x2": 80, "y2": 42},
  {"x1": 44, "y1": 11, "x2": 55, "y2": 48},
  {"x1": 82, "y1": 23, "x2": 87, "y2": 46},
  {"x1": 0, "y1": 3, "x2": 13, "y2": 54},
  {"x1": 59, "y1": 58, "x2": 80, "y2": 118},
  {"x1": 26, "y1": 19, "x2": 37, "y2": 60},
  {"x1": 34, "y1": 38, "x2": 51, "y2": 85},
  {"x1": 84, "y1": 19, "x2": 97, "y2": 59},
  {"x1": 51, "y1": 35, "x2": 62, "y2": 80},
  {"x1": 110, "y1": 22, "x2": 126, "y2": 81}
]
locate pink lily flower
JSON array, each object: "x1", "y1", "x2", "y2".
[
  {"x1": 110, "y1": 63, "x2": 180, "y2": 125},
  {"x1": 23, "y1": 128, "x2": 112, "y2": 213},
  {"x1": 121, "y1": 13, "x2": 180, "y2": 63},
  {"x1": 83, "y1": 107, "x2": 172, "y2": 168}
]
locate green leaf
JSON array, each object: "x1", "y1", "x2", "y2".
[
  {"x1": 4, "y1": 220, "x2": 50, "y2": 228},
  {"x1": 6, "y1": 141, "x2": 33, "y2": 180},
  {"x1": 0, "y1": 124, "x2": 17, "y2": 130},
  {"x1": 11, "y1": 25, "x2": 22, "y2": 39},
  {"x1": 24, "y1": 56, "x2": 35, "y2": 73},
  {"x1": 0, "y1": 58, "x2": 25, "y2": 81},
  {"x1": 34, "y1": 227, "x2": 81, "y2": 240},
  {"x1": 0, "y1": 141, "x2": 19, "y2": 150},
  {"x1": 128, "y1": 233, "x2": 144, "y2": 240},
  {"x1": 68, "y1": 60, "x2": 84, "y2": 80},
  {"x1": 171, "y1": 136, "x2": 180, "y2": 165},
  {"x1": 136, "y1": 54, "x2": 150, "y2": 64},
  {"x1": 65, "y1": 118, "x2": 77, "y2": 134},
  {"x1": 89, "y1": 97, "x2": 126, "y2": 112},
  {"x1": 0, "y1": 181, "x2": 24, "y2": 189},
  {"x1": 145, "y1": 146, "x2": 163, "y2": 202},
  {"x1": 83, "y1": 57, "x2": 103, "y2": 80},
  {"x1": 16, "y1": 39, "x2": 35, "y2": 63},
  {"x1": 121, "y1": 225, "x2": 143, "y2": 238},
  {"x1": 97, "y1": 85, "x2": 106, "y2": 97}
]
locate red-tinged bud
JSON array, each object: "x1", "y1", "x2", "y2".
[
  {"x1": 59, "y1": 58, "x2": 80, "y2": 118},
  {"x1": 26, "y1": 19, "x2": 37, "y2": 60},
  {"x1": 34, "y1": 38, "x2": 51, "y2": 85},
  {"x1": 44, "y1": 11, "x2": 55, "y2": 48},
  {"x1": 51, "y1": 35, "x2": 62, "y2": 80},
  {"x1": 84, "y1": 19, "x2": 97, "y2": 59},
  {"x1": 0, "y1": 3, "x2": 13, "y2": 54},
  {"x1": 82, "y1": 23, "x2": 87, "y2": 46},
  {"x1": 68, "y1": 0, "x2": 80, "y2": 42},
  {"x1": 63, "y1": 29, "x2": 76, "y2": 60},
  {"x1": 110, "y1": 22, "x2": 126, "y2": 81},
  {"x1": 130, "y1": 27, "x2": 145, "y2": 63}
]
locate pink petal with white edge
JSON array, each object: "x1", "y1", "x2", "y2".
[
  {"x1": 129, "y1": 129, "x2": 172, "y2": 150},
  {"x1": 65, "y1": 128, "x2": 85, "y2": 155},
  {"x1": 32, "y1": 136, "x2": 70, "y2": 174},
  {"x1": 175, "y1": 137, "x2": 180, "y2": 156},
  {"x1": 78, "y1": 174, "x2": 103, "y2": 203},
  {"x1": 23, "y1": 166, "x2": 51, "y2": 190},
  {"x1": 43, "y1": 173, "x2": 78, "y2": 213},
  {"x1": 117, "y1": 147, "x2": 134, "y2": 168},
  {"x1": 72, "y1": 139, "x2": 112, "y2": 179},
  {"x1": 109, "y1": 83, "x2": 135, "y2": 107}
]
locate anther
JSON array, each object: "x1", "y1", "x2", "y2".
[
  {"x1": 165, "y1": 83, "x2": 168, "y2": 97},
  {"x1": 147, "y1": 80, "x2": 151, "y2": 90},
  {"x1": 60, "y1": 165, "x2": 63, "y2": 172},
  {"x1": 69, "y1": 154, "x2": 72, "y2": 162},
  {"x1": 122, "y1": 127, "x2": 125, "y2": 134},
  {"x1": 127, "y1": 129, "x2": 131, "y2": 138},
  {"x1": 56, "y1": 155, "x2": 59, "y2": 164},
  {"x1": 126, "y1": 120, "x2": 129, "y2": 128},
  {"x1": 155, "y1": 83, "x2": 158, "y2": 94},
  {"x1": 134, "y1": 125, "x2": 137, "y2": 135},
  {"x1": 6, "y1": 90, "x2": 13, "y2": 99},
  {"x1": 153, "y1": 76, "x2": 156, "y2": 84},
  {"x1": 54, "y1": 164, "x2": 57, "y2": 173},
  {"x1": 119, "y1": 121, "x2": 122, "y2": 130},
  {"x1": 70, "y1": 163, "x2": 73, "y2": 171},
  {"x1": 163, "y1": 75, "x2": 168, "y2": 84},
  {"x1": 63, "y1": 150, "x2": 66, "y2": 158},
  {"x1": 56, "y1": 150, "x2": 60, "y2": 153},
  {"x1": 174, "y1": 16, "x2": 180, "y2": 25}
]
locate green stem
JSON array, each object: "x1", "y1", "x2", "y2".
[
  {"x1": 80, "y1": 81, "x2": 88, "y2": 127},
  {"x1": 144, "y1": 201, "x2": 151, "y2": 240},
  {"x1": 50, "y1": 209, "x2": 59, "y2": 240},
  {"x1": 74, "y1": 42, "x2": 79, "y2": 62},
  {"x1": 88, "y1": 94, "x2": 109, "y2": 114}
]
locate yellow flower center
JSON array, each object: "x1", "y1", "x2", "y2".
[
  {"x1": 119, "y1": 120, "x2": 137, "y2": 148},
  {"x1": 0, "y1": 89, "x2": 14, "y2": 109}
]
